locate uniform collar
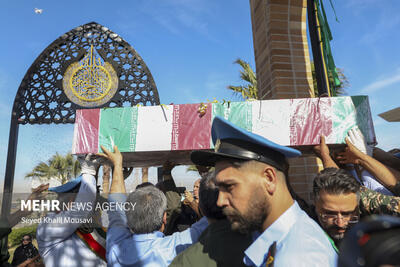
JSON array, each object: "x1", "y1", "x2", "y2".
[
  {"x1": 244, "y1": 201, "x2": 301, "y2": 266},
  {"x1": 131, "y1": 231, "x2": 164, "y2": 241}
]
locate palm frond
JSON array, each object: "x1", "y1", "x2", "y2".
[
  {"x1": 25, "y1": 152, "x2": 81, "y2": 184},
  {"x1": 228, "y1": 58, "x2": 258, "y2": 100}
]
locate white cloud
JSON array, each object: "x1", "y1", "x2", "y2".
[
  {"x1": 153, "y1": 16, "x2": 181, "y2": 35},
  {"x1": 138, "y1": 0, "x2": 214, "y2": 37},
  {"x1": 360, "y1": 15, "x2": 400, "y2": 45},
  {"x1": 345, "y1": 0, "x2": 380, "y2": 9},
  {"x1": 356, "y1": 3, "x2": 400, "y2": 45},
  {"x1": 205, "y1": 73, "x2": 228, "y2": 92},
  {"x1": 360, "y1": 68, "x2": 400, "y2": 93}
]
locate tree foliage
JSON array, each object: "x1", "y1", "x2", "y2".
[
  {"x1": 227, "y1": 58, "x2": 258, "y2": 100},
  {"x1": 25, "y1": 153, "x2": 81, "y2": 184},
  {"x1": 228, "y1": 58, "x2": 348, "y2": 99}
]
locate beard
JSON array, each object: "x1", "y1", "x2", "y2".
[
  {"x1": 325, "y1": 224, "x2": 347, "y2": 243},
  {"x1": 223, "y1": 189, "x2": 270, "y2": 234}
]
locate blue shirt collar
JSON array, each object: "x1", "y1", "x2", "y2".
[
  {"x1": 131, "y1": 231, "x2": 164, "y2": 241},
  {"x1": 244, "y1": 201, "x2": 300, "y2": 266}
]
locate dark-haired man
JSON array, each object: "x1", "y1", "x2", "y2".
[
  {"x1": 170, "y1": 172, "x2": 252, "y2": 267},
  {"x1": 313, "y1": 168, "x2": 360, "y2": 248},
  {"x1": 312, "y1": 137, "x2": 400, "y2": 247},
  {"x1": 191, "y1": 116, "x2": 337, "y2": 267}
]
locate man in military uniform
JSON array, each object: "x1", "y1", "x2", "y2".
[{"x1": 191, "y1": 116, "x2": 337, "y2": 267}]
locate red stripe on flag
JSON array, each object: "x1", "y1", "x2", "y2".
[
  {"x1": 171, "y1": 103, "x2": 212, "y2": 150},
  {"x1": 76, "y1": 230, "x2": 106, "y2": 262},
  {"x1": 74, "y1": 109, "x2": 100, "y2": 154},
  {"x1": 290, "y1": 98, "x2": 332, "y2": 146}
]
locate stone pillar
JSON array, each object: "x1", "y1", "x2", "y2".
[{"x1": 249, "y1": 0, "x2": 321, "y2": 203}]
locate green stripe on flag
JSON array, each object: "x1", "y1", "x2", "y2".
[
  {"x1": 211, "y1": 102, "x2": 252, "y2": 147},
  {"x1": 98, "y1": 107, "x2": 138, "y2": 152},
  {"x1": 332, "y1": 97, "x2": 357, "y2": 143},
  {"x1": 350, "y1": 96, "x2": 372, "y2": 143}
]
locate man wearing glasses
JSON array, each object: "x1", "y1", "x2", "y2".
[
  {"x1": 312, "y1": 167, "x2": 400, "y2": 248},
  {"x1": 313, "y1": 168, "x2": 361, "y2": 248}
]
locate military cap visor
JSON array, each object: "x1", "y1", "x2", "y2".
[{"x1": 191, "y1": 116, "x2": 301, "y2": 172}]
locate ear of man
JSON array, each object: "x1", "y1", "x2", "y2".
[
  {"x1": 238, "y1": 160, "x2": 283, "y2": 195},
  {"x1": 262, "y1": 166, "x2": 279, "y2": 195},
  {"x1": 163, "y1": 212, "x2": 167, "y2": 225}
]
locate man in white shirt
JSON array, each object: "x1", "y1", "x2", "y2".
[
  {"x1": 36, "y1": 155, "x2": 107, "y2": 267},
  {"x1": 191, "y1": 116, "x2": 337, "y2": 267}
]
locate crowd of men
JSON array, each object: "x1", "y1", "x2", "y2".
[{"x1": 1, "y1": 116, "x2": 400, "y2": 266}]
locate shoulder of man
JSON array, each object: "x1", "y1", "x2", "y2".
[
  {"x1": 285, "y1": 211, "x2": 337, "y2": 258},
  {"x1": 169, "y1": 241, "x2": 215, "y2": 267},
  {"x1": 277, "y1": 253, "x2": 337, "y2": 267}
]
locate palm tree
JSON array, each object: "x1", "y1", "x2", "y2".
[
  {"x1": 25, "y1": 153, "x2": 81, "y2": 185},
  {"x1": 227, "y1": 58, "x2": 258, "y2": 100},
  {"x1": 228, "y1": 58, "x2": 348, "y2": 99}
]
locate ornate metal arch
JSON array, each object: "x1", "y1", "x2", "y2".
[
  {"x1": 14, "y1": 21, "x2": 160, "y2": 124},
  {"x1": 2, "y1": 22, "x2": 160, "y2": 218}
]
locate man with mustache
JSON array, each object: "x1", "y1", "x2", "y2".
[
  {"x1": 312, "y1": 168, "x2": 360, "y2": 249},
  {"x1": 191, "y1": 116, "x2": 337, "y2": 267},
  {"x1": 311, "y1": 134, "x2": 400, "y2": 248}
]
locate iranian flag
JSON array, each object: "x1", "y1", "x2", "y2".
[{"x1": 72, "y1": 96, "x2": 376, "y2": 155}]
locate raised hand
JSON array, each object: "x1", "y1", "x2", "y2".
[
  {"x1": 313, "y1": 135, "x2": 330, "y2": 159},
  {"x1": 336, "y1": 137, "x2": 363, "y2": 165},
  {"x1": 97, "y1": 145, "x2": 123, "y2": 168},
  {"x1": 78, "y1": 154, "x2": 104, "y2": 176},
  {"x1": 97, "y1": 146, "x2": 125, "y2": 194},
  {"x1": 27, "y1": 183, "x2": 49, "y2": 201},
  {"x1": 183, "y1": 190, "x2": 194, "y2": 204},
  {"x1": 347, "y1": 127, "x2": 373, "y2": 156}
]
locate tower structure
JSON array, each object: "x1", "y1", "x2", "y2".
[{"x1": 249, "y1": 0, "x2": 323, "y2": 202}]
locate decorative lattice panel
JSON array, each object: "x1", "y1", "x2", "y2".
[{"x1": 14, "y1": 22, "x2": 160, "y2": 124}]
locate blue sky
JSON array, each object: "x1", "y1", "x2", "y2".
[{"x1": 0, "y1": 0, "x2": 399, "y2": 192}]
